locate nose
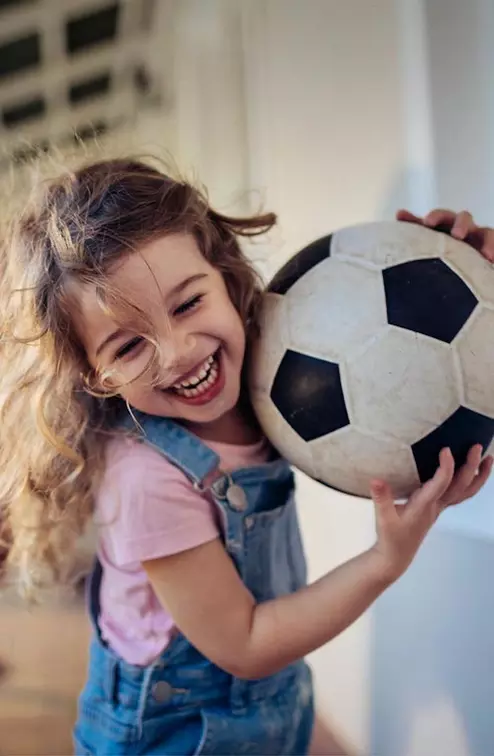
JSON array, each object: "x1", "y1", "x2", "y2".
[
  {"x1": 154, "y1": 325, "x2": 197, "y2": 382},
  {"x1": 170, "y1": 322, "x2": 197, "y2": 361}
]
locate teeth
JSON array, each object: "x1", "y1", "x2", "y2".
[
  {"x1": 172, "y1": 354, "x2": 218, "y2": 395},
  {"x1": 173, "y1": 357, "x2": 211, "y2": 390}
]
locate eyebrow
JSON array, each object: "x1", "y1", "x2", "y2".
[{"x1": 94, "y1": 273, "x2": 208, "y2": 357}]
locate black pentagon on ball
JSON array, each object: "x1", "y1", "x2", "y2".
[
  {"x1": 383, "y1": 258, "x2": 478, "y2": 343},
  {"x1": 270, "y1": 349, "x2": 350, "y2": 441},
  {"x1": 412, "y1": 406, "x2": 494, "y2": 484},
  {"x1": 268, "y1": 235, "x2": 332, "y2": 295}
]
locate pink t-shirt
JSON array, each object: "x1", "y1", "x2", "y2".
[{"x1": 96, "y1": 433, "x2": 270, "y2": 666}]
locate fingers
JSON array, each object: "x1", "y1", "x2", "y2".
[
  {"x1": 450, "y1": 211, "x2": 475, "y2": 240},
  {"x1": 413, "y1": 447, "x2": 455, "y2": 508},
  {"x1": 370, "y1": 479, "x2": 397, "y2": 524},
  {"x1": 446, "y1": 452, "x2": 493, "y2": 506},
  {"x1": 479, "y1": 227, "x2": 494, "y2": 262},
  {"x1": 461, "y1": 225, "x2": 494, "y2": 259},
  {"x1": 396, "y1": 208, "x2": 470, "y2": 237},
  {"x1": 463, "y1": 455, "x2": 493, "y2": 499},
  {"x1": 397, "y1": 207, "x2": 494, "y2": 262},
  {"x1": 396, "y1": 209, "x2": 422, "y2": 224},
  {"x1": 404, "y1": 208, "x2": 476, "y2": 240},
  {"x1": 423, "y1": 209, "x2": 457, "y2": 229},
  {"x1": 441, "y1": 444, "x2": 482, "y2": 505}
]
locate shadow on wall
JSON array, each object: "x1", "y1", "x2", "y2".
[
  {"x1": 369, "y1": 526, "x2": 494, "y2": 756},
  {"x1": 376, "y1": 166, "x2": 436, "y2": 222}
]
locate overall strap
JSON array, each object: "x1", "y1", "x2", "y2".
[{"x1": 120, "y1": 409, "x2": 220, "y2": 486}]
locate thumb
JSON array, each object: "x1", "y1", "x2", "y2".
[
  {"x1": 370, "y1": 479, "x2": 396, "y2": 523},
  {"x1": 396, "y1": 209, "x2": 422, "y2": 224}
]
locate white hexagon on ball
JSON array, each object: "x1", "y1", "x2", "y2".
[
  {"x1": 310, "y1": 426, "x2": 420, "y2": 499},
  {"x1": 331, "y1": 221, "x2": 445, "y2": 269},
  {"x1": 285, "y1": 257, "x2": 388, "y2": 363},
  {"x1": 346, "y1": 326, "x2": 460, "y2": 444},
  {"x1": 456, "y1": 307, "x2": 494, "y2": 417}
]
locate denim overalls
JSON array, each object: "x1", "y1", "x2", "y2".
[{"x1": 74, "y1": 412, "x2": 314, "y2": 755}]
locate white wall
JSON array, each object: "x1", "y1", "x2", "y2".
[
  {"x1": 171, "y1": 0, "x2": 249, "y2": 212},
  {"x1": 424, "y1": 0, "x2": 494, "y2": 226}
]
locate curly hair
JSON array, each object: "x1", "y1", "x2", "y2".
[{"x1": 0, "y1": 158, "x2": 276, "y2": 596}]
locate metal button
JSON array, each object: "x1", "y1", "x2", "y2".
[
  {"x1": 211, "y1": 475, "x2": 229, "y2": 498},
  {"x1": 244, "y1": 515, "x2": 255, "y2": 530},
  {"x1": 226, "y1": 484, "x2": 248, "y2": 512},
  {"x1": 151, "y1": 681, "x2": 173, "y2": 703}
]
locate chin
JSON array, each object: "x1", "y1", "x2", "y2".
[
  {"x1": 130, "y1": 382, "x2": 241, "y2": 424},
  {"x1": 177, "y1": 390, "x2": 240, "y2": 425}
]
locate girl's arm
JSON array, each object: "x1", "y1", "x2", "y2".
[
  {"x1": 144, "y1": 445, "x2": 490, "y2": 680},
  {"x1": 145, "y1": 534, "x2": 388, "y2": 679}
]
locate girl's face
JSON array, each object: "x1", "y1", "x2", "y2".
[{"x1": 72, "y1": 232, "x2": 246, "y2": 431}]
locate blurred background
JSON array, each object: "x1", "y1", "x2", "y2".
[{"x1": 1, "y1": 1, "x2": 494, "y2": 754}]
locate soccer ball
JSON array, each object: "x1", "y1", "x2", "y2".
[{"x1": 249, "y1": 221, "x2": 494, "y2": 498}]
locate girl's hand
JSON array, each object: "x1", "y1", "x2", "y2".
[
  {"x1": 396, "y1": 208, "x2": 494, "y2": 263},
  {"x1": 370, "y1": 445, "x2": 493, "y2": 581}
]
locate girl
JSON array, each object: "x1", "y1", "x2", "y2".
[{"x1": 0, "y1": 159, "x2": 492, "y2": 756}]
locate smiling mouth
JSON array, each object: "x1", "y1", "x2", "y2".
[{"x1": 169, "y1": 351, "x2": 220, "y2": 399}]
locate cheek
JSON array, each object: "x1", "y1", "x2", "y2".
[
  {"x1": 209, "y1": 296, "x2": 246, "y2": 345},
  {"x1": 115, "y1": 384, "x2": 139, "y2": 405},
  {"x1": 230, "y1": 314, "x2": 247, "y2": 360}
]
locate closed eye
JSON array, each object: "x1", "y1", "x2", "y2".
[
  {"x1": 173, "y1": 294, "x2": 203, "y2": 316},
  {"x1": 115, "y1": 336, "x2": 143, "y2": 359}
]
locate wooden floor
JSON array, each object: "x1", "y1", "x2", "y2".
[{"x1": 0, "y1": 591, "x2": 91, "y2": 756}]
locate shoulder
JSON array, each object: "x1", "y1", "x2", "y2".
[
  {"x1": 97, "y1": 434, "x2": 199, "y2": 531},
  {"x1": 102, "y1": 434, "x2": 190, "y2": 491},
  {"x1": 97, "y1": 434, "x2": 219, "y2": 565}
]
